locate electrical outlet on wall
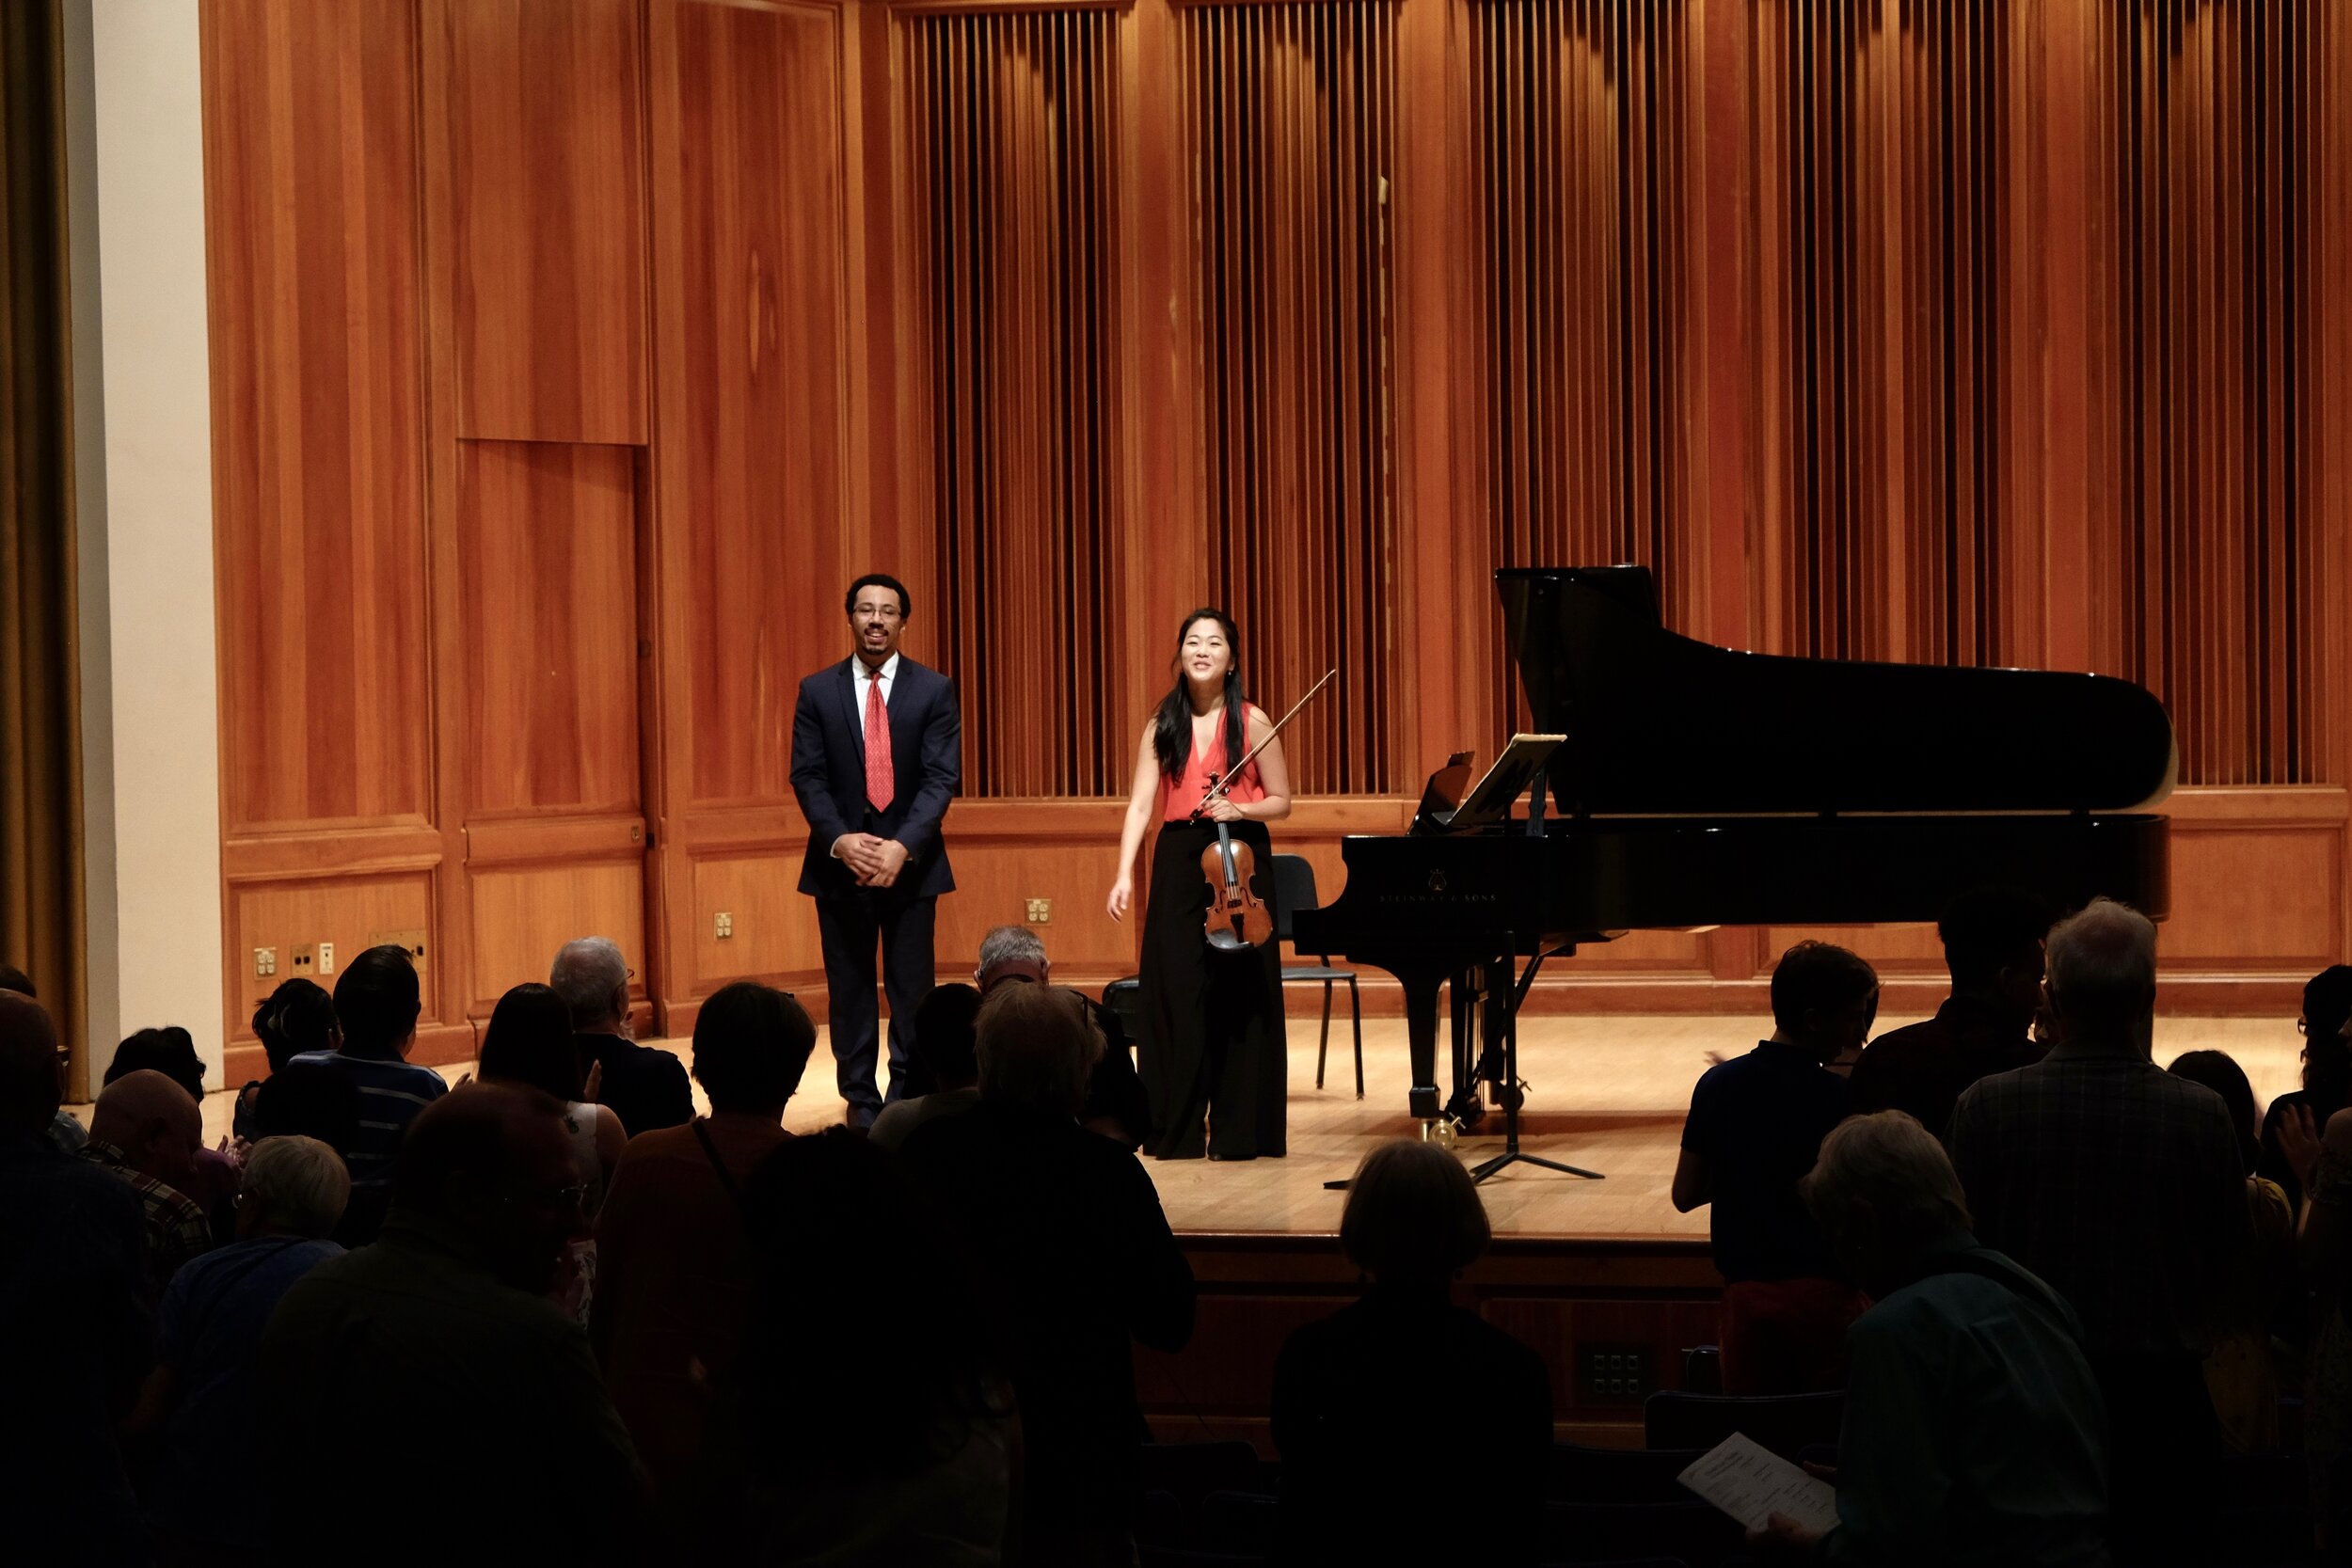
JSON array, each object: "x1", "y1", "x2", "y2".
[
  {"x1": 254, "y1": 947, "x2": 277, "y2": 977},
  {"x1": 715, "y1": 912, "x2": 733, "y2": 940},
  {"x1": 292, "y1": 942, "x2": 314, "y2": 973},
  {"x1": 1025, "y1": 898, "x2": 1051, "y2": 924},
  {"x1": 1577, "y1": 1344, "x2": 1657, "y2": 1406}
]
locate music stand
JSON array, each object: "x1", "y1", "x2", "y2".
[{"x1": 1456, "y1": 760, "x2": 1603, "y2": 1183}]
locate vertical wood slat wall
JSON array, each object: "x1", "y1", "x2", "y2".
[
  {"x1": 2087, "y1": 0, "x2": 2335, "y2": 785},
  {"x1": 1179, "y1": 1, "x2": 1401, "y2": 794},
  {"x1": 199, "y1": 0, "x2": 2352, "y2": 1059},
  {"x1": 902, "y1": 10, "x2": 1127, "y2": 798}
]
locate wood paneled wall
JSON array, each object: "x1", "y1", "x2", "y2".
[{"x1": 202, "y1": 0, "x2": 2351, "y2": 1070}]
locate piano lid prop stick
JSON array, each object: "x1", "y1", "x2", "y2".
[{"x1": 1187, "y1": 668, "x2": 1337, "y2": 822}]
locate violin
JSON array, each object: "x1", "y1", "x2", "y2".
[
  {"x1": 1189, "y1": 670, "x2": 1335, "y2": 952},
  {"x1": 1200, "y1": 821, "x2": 1274, "y2": 951}
]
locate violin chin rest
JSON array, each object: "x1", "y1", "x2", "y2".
[{"x1": 1205, "y1": 928, "x2": 1251, "y2": 953}]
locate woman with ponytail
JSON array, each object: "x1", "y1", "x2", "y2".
[{"x1": 1107, "y1": 610, "x2": 1292, "y2": 1159}]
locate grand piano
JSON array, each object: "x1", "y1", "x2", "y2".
[{"x1": 1293, "y1": 565, "x2": 2175, "y2": 1139}]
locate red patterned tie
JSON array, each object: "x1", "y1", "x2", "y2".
[{"x1": 864, "y1": 669, "x2": 894, "y2": 812}]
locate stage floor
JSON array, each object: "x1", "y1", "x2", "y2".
[{"x1": 154, "y1": 1012, "x2": 2303, "y2": 1245}]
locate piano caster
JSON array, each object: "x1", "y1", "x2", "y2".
[
  {"x1": 1498, "y1": 1079, "x2": 1530, "y2": 1113},
  {"x1": 1422, "y1": 1117, "x2": 1462, "y2": 1151}
]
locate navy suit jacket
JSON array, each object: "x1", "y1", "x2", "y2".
[{"x1": 791, "y1": 656, "x2": 961, "y2": 901}]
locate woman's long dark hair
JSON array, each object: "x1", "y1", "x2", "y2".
[
  {"x1": 1151, "y1": 608, "x2": 1248, "y2": 783},
  {"x1": 478, "y1": 983, "x2": 584, "y2": 1101}
]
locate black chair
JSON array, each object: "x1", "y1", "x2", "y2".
[
  {"x1": 1271, "y1": 854, "x2": 1362, "y2": 1096},
  {"x1": 1196, "y1": 1491, "x2": 1280, "y2": 1557},
  {"x1": 1545, "y1": 1501, "x2": 1743, "y2": 1568},
  {"x1": 1643, "y1": 1390, "x2": 1843, "y2": 1462}
]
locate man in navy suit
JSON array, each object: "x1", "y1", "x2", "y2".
[{"x1": 791, "y1": 574, "x2": 961, "y2": 1128}]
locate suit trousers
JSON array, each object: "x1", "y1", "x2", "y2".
[{"x1": 816, "y1": 891, "x2": 936, "y2": 1126}]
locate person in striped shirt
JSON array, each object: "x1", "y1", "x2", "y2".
[{"x1": 290, "y1": 944, "x2": 446, "y2": 1243}]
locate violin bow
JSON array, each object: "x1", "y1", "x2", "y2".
[{"x1": 1188, "y1": 668, "x2": 1337, "y2": 822}]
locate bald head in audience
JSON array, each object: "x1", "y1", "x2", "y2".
[
  {"x1": 2043, "y1": 896, "x2": 2158, "y2": 1056},
  {"x1": 395, "y1": 1085, "x2": 583, "y2": 1293},
  {"x1": 0, "y1": 990, "x2": 65, "y2": 1132},
  {"x1": 88, "y1": 1069, "x2": 203, "y2": 1194}
]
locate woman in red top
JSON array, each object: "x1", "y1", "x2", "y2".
[{"x1": 1108, "y1": 609, "x2": 1293, "y2": 1159}]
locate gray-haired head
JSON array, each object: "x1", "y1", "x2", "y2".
[
  {"x1": 549, "y1": 938, "x2": 630, "y2": 1034},
  {"x1": 242, "y1": 1134, "x2": 352, "y2": 1239},
  {"x1": 976, "y1": 926, "x2": 1049, "y2": 990},
  {"x1": 2044, "y1": 897, "x2": 2157, "y2": 1054},
  {"x1": 1802, "y1": 1111, "x2": 1974, "y2": 1294}
]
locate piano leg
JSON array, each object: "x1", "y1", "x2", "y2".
[{"x1": 1400, "y1": 970, "x2": 1444, "y2": 1124}]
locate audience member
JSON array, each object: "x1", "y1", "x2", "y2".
[
  {"x1": 2167, "y1": 1049, "x2": 2295, "y2": 1453},
  {"x1": 975, "y1": 923, "x2": 1050, "y2": 992},
  {"x1": 1948, "y1": 898, "x2": 2248, "y2": 1567},
  {"x1": 595, "y1": 980, "x2": 817, "y2": 1510},
  {"x1": 1273, "y1": 1140, "x2": 1549, "y2": 1565},
  {"x1": 900, "y1": 982, "x2": 1195, "y2": 1564},
  {"x1": 1748, "y1": 1111, "x2": 2109, "y2": 1566},
  {"x1": 697, "y1": 1129, "x2": 1014, "y2": 1560},
  {"x1": 869, "y1": 982, "x2": 983, "y2": 1150},
  {"x1": 2260, "y1": 964, "x2": 2352, "y2": 1212},
  {"x1": 1, "y1": 959, "x2": 84, "y2": 1152},
  {"x1": 480, "y1": 981, "x2": 622, "y2": 1322},
  {"x1": 259, "y1": 1085, "x2": 641, "y2": 1562},
  {"x1": 1848, "y1": 888, "x2": 2051, "y2": 1139},
  {"x1": 107, "y1": 1024, "x2": 206, "y2": 1101},
  {"x1": 82, "y1": 1068, "x2": 212, "y2": 1297},
  {"x1": 135, "y1": 1134, "x2": 349, "y2": 1558},
  {"x1": 2279, "y1": 1087, "x2": 2352, "y2": 1552},
  {"x1": 0, "y1": 990, "x2": 152, "y2": 1563},
  {"x1": 554, "y1": 936, "x2": 691, "y2": 1137},
  {"x1": 292, "y1": 943, "x2": 447, "y2": 1243},
  {"x1": 1673, "y1": 940, "x2": 1875, "y2": 1393},
  {"x1": 109, "y1": 1023, "x2": 243, "y2": 1243},
  {"x1": 237, "y1": 977, "x2": 340, "y2": 1142},
  {"x1": 1077, "y1": 991, "x2": 1152, "y2": 1151}
]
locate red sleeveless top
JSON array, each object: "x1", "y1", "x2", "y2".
[{"x1": 1161, "y1": 705, "x2": 1267, "y2": 822}]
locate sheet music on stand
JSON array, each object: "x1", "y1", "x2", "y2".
[{"x1": 1416, "y1": 734, "x2": 1565, "y2": 833}]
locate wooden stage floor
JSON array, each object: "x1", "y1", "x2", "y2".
[{"x1": 163, "y1": 1011, "x2": 2302, "y2": 1245}]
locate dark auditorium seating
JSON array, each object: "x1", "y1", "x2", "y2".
[
  {"x1": 1545, "y1": 1501, "x2": 1743, "y2": 1568},
  {"x1": 1642, "y1": 1389, "x2": 1843, "y2": 1461},
  {"x1": 1549, "y1": 1443, "x2": 1714, "y2": 1505},
  {"x1": 1196, "y1": 1491, "x2": 1279, "y2": 1558}
]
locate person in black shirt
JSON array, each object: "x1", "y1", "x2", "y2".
[
  {"x1": 1848, "y1": 887, "x2": 2053, "y2": 1142},
  {"x1": 553, "y1": 937, "x2": 691, "y2": 1138},
  {"x1": 899, "y1": 982, "x2": 1194, "y2": 1564},
  {"x1": 1273, "y1": 1139, "x2": 1550, "y2": 1565},
  {"x1": 1675, "y1": 940, "x2": 1876, "y2": 1394},
  {"x1": 2258, "y1": 964, "x2": 2352, "y2": 1212}
]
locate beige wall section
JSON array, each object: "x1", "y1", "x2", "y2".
[{"x1": 62, "y1": 0, "x2": 225, "y2": 1082}]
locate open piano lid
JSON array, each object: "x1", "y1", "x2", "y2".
[{"x1": 1496, "y1": 565, "x2": 2177, "y2": 817}]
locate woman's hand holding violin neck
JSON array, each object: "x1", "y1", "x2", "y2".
[
  {"x1": 1200, "y1": 795, "x2": 1247, "y2": 823},
  {"x1": 1107, "y1": 876, "x2": 1134, "y2": 922}
]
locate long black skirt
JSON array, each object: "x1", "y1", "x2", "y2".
[{"x1": 1137, "y1": 821, "x2": 1288, "y2": 1160}]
